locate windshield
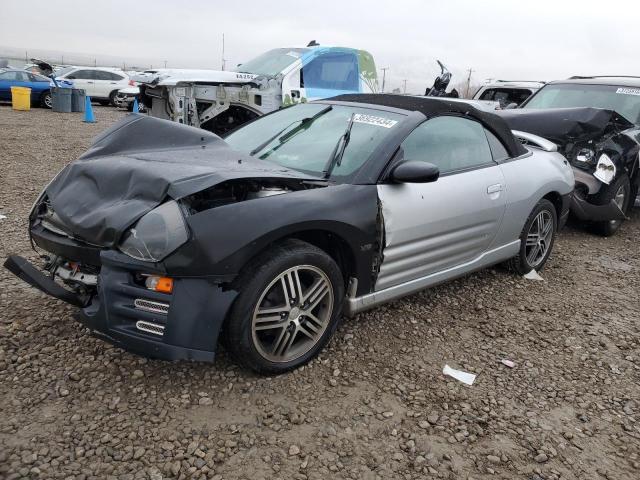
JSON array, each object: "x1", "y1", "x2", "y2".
[
  {"x1": 524, "y1": 83, "x2": 640, "y2": 124},
  {"x1": 235, "y1": 48, "x2": 308, "y2": 76},
  {"x1": 225, "y1": 103, "x2": 406, "y2": 180}
]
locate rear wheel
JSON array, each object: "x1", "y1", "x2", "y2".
[
  {"x1": 223, "y1": 240, "x2": 343, "y2": 374},
  {"x1": 592, "y1": 174, "x2": 631, "y2": 237},
  {"x1": 510, "y1": 199, "x2": 557, "y2": 275},
  {"x1": 108, "y1": 90, "x2": 118, "y2": 106},
  {"x1": 40, "y1": 91, "x2": 52, "y2": 108}
]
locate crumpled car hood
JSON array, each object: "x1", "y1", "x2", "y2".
[
  {"x1": 496, "y1": 107, "x2": 634, "y2": 145},
  {"x1": 45, "y1": 114, "x2": 316, "y2": 247}
]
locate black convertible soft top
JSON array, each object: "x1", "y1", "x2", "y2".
[{"x1": 331, "y1": 94, "x2": 527, "y2": 158}]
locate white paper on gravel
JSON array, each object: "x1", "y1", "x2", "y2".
[
  {"x1": 0, "y1": 214, "x2": 6, "y2": 220},
  {"x1": 442, "y1": 364, "x2": 477, "y2": 385},
  {"x1": 523, "y1": 270, "x2": 544, "y2": 281}
]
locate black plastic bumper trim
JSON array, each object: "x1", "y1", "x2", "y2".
[
  {"x1": 3, "y1": 255, "x2": 88, "y2": 307},
  {"x1": 570, "y1": 194, "x2": 626, "y2": 222}
]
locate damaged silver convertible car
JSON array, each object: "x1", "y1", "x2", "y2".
[{"x1": 5, "y1": 95, "x2": 574, "y2": 373}]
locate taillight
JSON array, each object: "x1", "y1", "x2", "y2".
[{"x1": 128, "y1": 80, "x2": 136, "y2": 86}]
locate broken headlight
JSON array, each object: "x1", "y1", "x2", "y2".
[
  {"x1": 575, "y1": 148, "x2": 596, "y2": 165},
  {"x1": 593, "y1": 153, "x2": 616, "y2": 185},
  {"x1": 119, "y1": 201, "x2": 189, "y2": 262}
]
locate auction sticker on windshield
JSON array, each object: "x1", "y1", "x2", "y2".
[
  {"x1": 353, "y1": 114, "x2": 398, "y2": 128},
  {"x1": 616, "y1": 87, "x2": 640, "y2": 96}
]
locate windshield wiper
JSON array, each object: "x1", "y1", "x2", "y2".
[
  {"x1": 249, "y1": 105, "x2": 333, "y2": 156},
  {"x1": 322, "y1": 113, "x2": 356, "y2": 179}
]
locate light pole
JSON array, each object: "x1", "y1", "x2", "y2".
[
  {"x1": 403, "y1": 79, "x2": 407, "y2": 94},
  {"x1": 380, "y1": 67, "x2": 389, "y2": 93}
]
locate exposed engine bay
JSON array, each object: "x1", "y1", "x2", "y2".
[{"x1": 181, "y1": 178, "x2": 323, "y2": 214}]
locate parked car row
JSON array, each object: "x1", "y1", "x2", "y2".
[{"x1": 1, "y1": 61, "x2": 136, "y2": 108}]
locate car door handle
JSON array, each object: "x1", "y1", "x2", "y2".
[
  {"x1": 87, "y1": 81, "x2": 94, "y2": 84},
  {"x1": 487, "y1": 184, "x2": 503, "y2": 194}
]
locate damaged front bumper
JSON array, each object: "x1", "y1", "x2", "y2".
[
  {"x1": 570, "y1": 192, "x2": 626, "y2": 222},
  {"x1": 4, "y1": 248, "x2": 238, "y2": 362},
  {"x1": 570, "y1": 166, "x2": 626, "y2": 222}
]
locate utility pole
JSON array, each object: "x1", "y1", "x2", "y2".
[
  {"x1": 380, "y1": 67, "x2": 389, "y2": 93},
  {"x1": 221, "y1": 33, "x2": 226, "y2": 71},
  {"x1": 402, "y1": 79, "x2": 408, "y2": 94},
  {"x1": 465, "y1": 68, "x2": 474, "y2": 99},
  {"x1": 164, "y1": 60, "x2": 167, "y2": 68},
  {"x1": 94, "y1": 58, "x2": 97, "y2": 67},
  {"x1": 25, "y1": 50, "x2": 28, "y2": 63}
]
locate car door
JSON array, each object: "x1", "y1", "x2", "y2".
[
  {"x1": 0, "y1": 71, "x2": 19, "y2": 100},
  {"x1": 65, "y1": 69, "x2": 96, "y2": 96},
  {"x1": 300, "y1": 51, "x2": 360, "y2": 101},
  {"x1": 375, "y1": 116, "x2": 507, "y2": 291}
]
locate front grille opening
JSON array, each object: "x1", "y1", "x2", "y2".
[
  {"x1": 134, "y1": 298, "x2": 170, "y2": 315},
  {"x1": 135, "y1": 320, "x2": 165, "y2": 336}
]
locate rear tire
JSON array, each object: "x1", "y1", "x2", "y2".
[
  {"x1": 591, "y1": 174, "x2": 631, "y2": 237},
  {"x1": 223, "y1": 239, "x2": 344, "y2": 374},
  {"x1": 509, "y1": 199, "x2": 557, "y2": 275},
  {"x1": 108, "y1": 90, "x2": 118, "y2": 106}
]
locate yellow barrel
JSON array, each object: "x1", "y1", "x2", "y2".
[{"x1": 11, "y1": 86, "x2": 31, "y2": 111}]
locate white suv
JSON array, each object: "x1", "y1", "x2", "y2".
[
  {"x1": 55, "y1": 67, "x2": 133, "y2": 105},
  {"x1": 473, "y1": 80, "x2": 545, "y2": 108}
]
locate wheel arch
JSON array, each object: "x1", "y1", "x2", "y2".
[
  {"x1": 541, "y1": 191, "x2": 563, "y2": 223},
  {"x1": 232, "y1": 226, "x2": 361, "y2": 292}
]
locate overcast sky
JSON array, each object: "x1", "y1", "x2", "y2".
[{"x1": 1, "y1": 0, "x2": 639, "y2": 94}]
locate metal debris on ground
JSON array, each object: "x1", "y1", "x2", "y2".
[
  {"x1": 501, "y1": 359, "x2": 516, "y2": 368},
  {"x1": 442, "y1": 364, "x2": 477, "y2": 385},
  {"x1": 523, "y1": 269, "x2": 544, "y2": 281}
]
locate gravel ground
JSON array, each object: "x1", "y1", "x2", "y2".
[{"x1": 1, "y1": 105, "x2": 639, "y2": 480}]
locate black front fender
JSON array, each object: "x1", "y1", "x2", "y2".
[{"x1": 164, "y1": 184, "x2": 380, "y2": 295}]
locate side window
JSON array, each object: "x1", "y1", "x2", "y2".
[
  {"x1": 478, "y1": 89, "x2": 495, "y2": 101},
  {"x1": 0, "y1": 71, "x2": 19, "y2": 80},
  {"x1": 69, "y1": 70, "x2": 95, "y2": 80},
  {"x1": 485, "y1": 129, "x2": 510, "y2": 162},
  {"x1": 302, "y1": 52, "x2": 359, "y2": 92},
  {"x1": 110, "y1": 72, "x2": 124, "y2": 81},
  {"x1": 94, "y1": 70, "x2": 112, "y2": 81},
  {"x1": 400, "y1": 116, "x2": 495, "y2": 174}
]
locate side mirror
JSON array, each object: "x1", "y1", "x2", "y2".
[
  {"x1": 505, "y1": 102, "x2": 518, "y2": 109},
  {"x1": 390, "y1": 160, "x2": 440, "y2": 183}
]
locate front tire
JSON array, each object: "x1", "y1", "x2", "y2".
[
  {"x1": 510, "y1": 199, "x2": 557, "y2": 275},
  {"x1": 223, "y1": 240, "x2": 344, "y2": 374},
  {"x1": 592, "y1": 174, "x2": 631, "y2": 237}
]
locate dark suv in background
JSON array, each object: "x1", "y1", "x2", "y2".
[{"x1": 499, "y1": 76, "x2": 640, "y2": 235}]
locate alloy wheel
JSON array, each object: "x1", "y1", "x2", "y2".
[
  {"x1": 525, "y1": 210, "x2": 554, "y2": 268},
  {"x1": 44, "y1": 94, "x2": 52, "y2": 108},
  {"x1": 251, "y1": 265, "x2": 334, "y2": 363}
]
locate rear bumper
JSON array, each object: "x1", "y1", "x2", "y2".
[{"x1": 4, "y1": 249, "x2": 238, "y2": 362}]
